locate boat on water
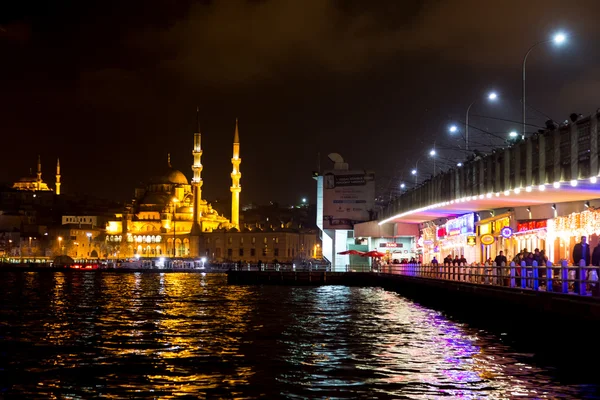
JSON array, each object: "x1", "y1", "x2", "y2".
[{"x1": 110, "y1": 257, "x2": 205, "y2": 270}]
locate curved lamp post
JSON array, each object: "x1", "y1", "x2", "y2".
[
  {"x1": 465, "y1": 91, "x2": 497, "y2": 151},
  {"x1": 522, "y1": 32, "x2": 566, "y2": 139}
]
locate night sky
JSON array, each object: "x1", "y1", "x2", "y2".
[{"x1": 1, "y1": 0, "x2": 599, "y2": 205}]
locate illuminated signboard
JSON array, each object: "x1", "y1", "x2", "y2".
[
  {"x1": 517, "y1": 220, "x2": 547, "y2": 232},
  {"x1": 379, "y1": 242, "x2": 403, "y2": 248},
  {"x1": 436, "y1": 227, "x2": 447, "y2": 238},
  {"x1": 466, "y1": 236, "x2": 476, "y2": 246},
  {"x1": 481, "y1": 234, "x2": 495, "y2": 245},
  {"x1": 479, "y1": 223, "x2": 491, "y2": 235},
  {"x1": 492, "y1": 217, "x2": 511, "y2": 233},
  {"x1": 501, "y1": 227, "x2": 513, "y2": 238},
  {"x1": 446, "y1": 213, "x2": 475, "y2": 236}
]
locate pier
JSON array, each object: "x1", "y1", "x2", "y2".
[{"x1": 227, "y1": 263, "x2": 600, "y2": 323}]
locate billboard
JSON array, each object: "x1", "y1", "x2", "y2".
[
  {"x1": 322, "y1": 170, "x2": 375, "y2": 230},
  {"x1": 446, "y1": 213, "x2": 475, "y2": 236}
]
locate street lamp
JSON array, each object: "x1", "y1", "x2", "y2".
[
  {"x1": 172, "y1": 197, "x2": 179, "y2": 257},
  {"x1": 449, "y1": 125, "x2": 458, "y2": 133},
  {"x1": 58, "y1": 236, "x2": 63, "y2": 255},
  {"x1": 429, "y1": 142, "x2": 438, "y2": 175},
  {"x1": 522, "y1": 32, "x2": 567, "y2": 139},
  {"x1": 509, "y1": 131, "x2": 518, "y2": 138},
  {"x1": 465, "y1": 91, "x2": 498, "y2": 151},
  {"x1": 400, "y1": 183, "x2": 406, "y2": 189}
]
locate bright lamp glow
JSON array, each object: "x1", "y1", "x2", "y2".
[
  {"x1": 509, "y1": 131, "x2": 518, "y2": 138},
  {"x1": 570, "y1": 179, "x2": 578, "y2": 187},
  {"x1": 553, "y1": 33, "x2": 566, "y2": 44},
  {"x1": 488, "y1": 92, "x2": 498, "y2": 100},
  {"x1": 302, "y1": 198, "x2": 307, "y2": 203},
  {"x1": 553, "y1": 182, "x2": 561, "y2": 188},
  {"x1": 591, "y1": 176, "x2": 597, "y2": 184},
  {"x1": 411, "y1": 169, "x2": 417, "y2": 175},
  {"x1": 539, "y1": 184, "x2": 546, "y2": 191},
  {"x1": 457, "y1": 162, "x2": 463, "y2": 167},
  {"x1": 429, "y1": 149, "x2": 436, "y2": 156},
  {"x1": 514, "y1": 188, "x2": 521, "y2": 194},
  {"x1": 449, "y1": 125, "x2": 458, "y2": 133},
  {"x1": 400, "y1": 183, "x2": 406, "y2": 189}
]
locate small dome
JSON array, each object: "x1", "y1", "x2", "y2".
[
  {"x1": 18, "y1": 176, "x2": 37, "y2": 182},
  {"x1": 150, "y1": 168, "x2": 189, "y2": 185}
]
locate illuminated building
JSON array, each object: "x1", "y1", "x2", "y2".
[
  {"x1": 105, "y1": 114, "x2": 319, "y2": 263},
  {"x1": 12, "y1": 156, "x2": 60, "y2": 193},
  {"x1": 106, "y1": 114, "x2": 238, "y2": 258}
]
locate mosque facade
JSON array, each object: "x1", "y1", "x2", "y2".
[{"x1": 104, "y1": 116, "x2": 319, "y2": 263}]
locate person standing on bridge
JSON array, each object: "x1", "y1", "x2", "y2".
[
  {"x1": 573, "y1": 236, "x2": 590, "y2": 294},
  {"x1": 573, "y1": 236, "x2": 590, "y2": 266},
  {"x1": 494, "y1": 251, "x2": 507, "y2": 266}
]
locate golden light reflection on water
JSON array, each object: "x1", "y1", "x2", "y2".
[{"x1": 0, "y1": 272, "x2": 593, "y2": 398}]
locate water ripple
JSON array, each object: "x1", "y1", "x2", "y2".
[{"x1": 0, "y1": 271, "x2": 595, "y2": 399}]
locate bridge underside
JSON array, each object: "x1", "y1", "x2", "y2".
[{"x1": 383, "y1": 181, "x2": 600, "y2": 224}]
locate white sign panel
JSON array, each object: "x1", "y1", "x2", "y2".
[{"x1": 322, "y1": 170, "x2": 375, "y2": 230}]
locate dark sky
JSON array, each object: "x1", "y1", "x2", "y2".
[{"x1": 1, "y1": 0, "x2": 599, "y2": 205}]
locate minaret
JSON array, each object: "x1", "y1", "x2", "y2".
[
  {"x1": 55, "y1": 158, "x2": 61, "y2": 195},
  {"x1": 36, "y1": 155, "x2": 42, "y2": 191},
  {"x1": 190, "y1": 107, "x2": 203, "y2": 235},
  {"x1": 230, "y1": 118, "x2": 241, "y2": 229}
]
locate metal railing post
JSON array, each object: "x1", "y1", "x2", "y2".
[
  {"x1": 546, "y1": 261, "x2": 553, "y2": 292},
  {"x1": 579, "y1": 260, "x2": 587, "y2": 296},
  {"x1": 532, "y1": 260, "x2": 539, "y2": 291},
  {"x1": 510, "y1": 262, "x2": 516, "y2": 288},
  {"x1": 521, "y1": 261, "x2": 527, "y2": 289},
  {"x1": 561, "y1": 260, "x2": 569, "y2": 294}
]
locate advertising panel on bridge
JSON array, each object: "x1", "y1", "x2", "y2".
[
  {"x1": 446, "y1": 213, "x2": 475, "y2": 236},
  {"x1": 322, "y1": 170, "x2": 375, "y2": 230}
]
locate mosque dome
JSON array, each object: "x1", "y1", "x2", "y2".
[
  {"x1": 18, "y1": 176, "x2": 38, "y2": 183},
  {"x1": 150, "y1": 168, "x2": 189, "y2": 185}
]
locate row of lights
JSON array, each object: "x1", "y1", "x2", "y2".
[{"x1": 380, "y1": 175, "x2": 597, "y2": 225}]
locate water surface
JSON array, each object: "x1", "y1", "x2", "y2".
[{"x1": 0, "y1": 271, "x2": 596, "y2": 398}]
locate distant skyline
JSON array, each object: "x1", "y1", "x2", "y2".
[{"x1": 1, "y1": 0, "x2": 600, "y2": 204}]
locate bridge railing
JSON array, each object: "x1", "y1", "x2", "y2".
[
  {"x1": 364, "y1": 261, "x2": 600, "y2": 297},
  {"x1": 221, "y1": 263, "x2": 332, "y2": 272}
]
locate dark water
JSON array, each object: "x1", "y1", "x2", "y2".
[{"x1": 0, "y1": 271, "x2": 597, "y2": 399}]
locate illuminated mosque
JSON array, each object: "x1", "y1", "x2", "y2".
[
  {"x1": 12, "y1": 156, "x2": 61, "y2": 194},
  {"x1": 106, "y1": 114, "x2": 242, "y2": 258}
]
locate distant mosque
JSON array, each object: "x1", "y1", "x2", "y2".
[
  {"x1": 12, "y1": 156, "x2": 61, "y2": 194},
  {"x1": 106, "y1": 112, "x2": 242, "y2": 258}
]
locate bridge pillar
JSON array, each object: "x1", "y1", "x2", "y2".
[
  {"x1": 591, "y1": 114, "x2": 599, "y2": 177},
  {"x1": 538, "y1": 135, "x2": 546, "y2": 185},
  {"x1": 553, "y1": 130, "x2": 560, "y2": 183},
  {"x1": 504, "y1": 148, "x2": 510, "y2": 191},
  {"x1": 514, "y1": 144, "x2": 521, "y2": 189},
  {"x1": 478, "y1": 159, "x2": 485, "y2": 195},
  {"x1": 571, "y1": 122, "x2": 579, "y2": 180},
  {"x1": 526, "y1": 139, "x2": 532, "y2": 186}
]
